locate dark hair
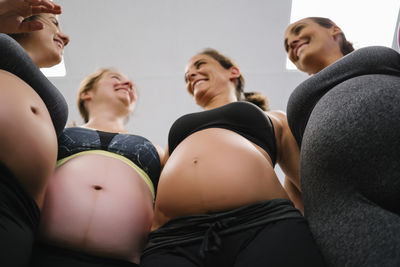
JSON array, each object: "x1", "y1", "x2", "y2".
[
  {"x1": 308, "y1": 17, "x2": 354, "y2": 55},
  {"x1": 7, "y1": 15, "x2": 40, "y2": 41},
  {"x1": 199, "y1": 48, "x2": 269, "y2": 111}
]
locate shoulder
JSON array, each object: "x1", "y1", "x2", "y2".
[
  {"x1": 265, "y1": 110, "x2": 295, "y2": 147},
  {"x1": 265, "y1": 110, "x2": 287, "y2": 131}
]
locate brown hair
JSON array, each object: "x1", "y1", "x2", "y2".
[
  {"x1": 77, "y1": 68, "x2": 115, "y2": 123},
  {"x1": 199, "y1": 48, "x2": 269, "y2": 111},
  {"x1": 308, "y1": 17, "x2": 354, "y2": 55}
]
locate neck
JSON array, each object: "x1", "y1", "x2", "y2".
[
  {"x1": 83, "y1": 114, "x2": 128, "y2": 134},
  {"x1": 309, "y1": 50, "x2": 344, "y2": 75},
  {"x1": 201, "y1": 86, "x2": 238, "y2": 110},
  {"x1": 23, "y1": 44, "x2": 42, "y2": 68}
]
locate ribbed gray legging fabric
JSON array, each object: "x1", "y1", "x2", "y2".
[{"x1": 287, "y1": 46, "x2": 400, "y2": 267}]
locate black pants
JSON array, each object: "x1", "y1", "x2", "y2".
[
  {"x1": 141, "y1": 200, "x2": 325, "y2": 267},
  {"x1": 0, "y1": 162, "x2": 40, "y2": 267},
  {"x1": 30, "y1": 243, "x2": 139, "y2": 267}
]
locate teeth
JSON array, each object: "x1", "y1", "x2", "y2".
[
  {"x1": 194, "y1": 80, "x2": 206, "y2": 88},
  {"x1": 297, "y1": 44, "x2": 308, "y2": 57},
  {"x1": 196, "y1": 80, "x2": 205, "y2": 85}
]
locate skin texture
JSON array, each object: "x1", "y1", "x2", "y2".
[
  {"x1": 0, "y1": 11, "x2": 69, "y2": 206},
  {"x1": 39, "y1": 70, "x2": 164, "y2": 264},
  {"x1": 282, "y1": 18, "x2": 349, "y2": 208},
  {"x1": 17, "y1": 13, "x2": 69, "y2": 67},
  {"x1": 80, "y1": 71, "x2": 136, "y2": 132},
  {"x1": 0, "y1": 0, "x2": 61, "y2": 33},
  {"x1": 153, "y1": 53, "x2": 302, "y2": 230},
  {"x1": 284, "y1": 18, "x2": 343, "y2": 75}
]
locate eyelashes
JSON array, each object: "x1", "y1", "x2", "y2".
[
  {"x1": 185, "y1": 61, "x2": 206, "y2": 82},
  {"x1": 285, "y1": 24, "x2": 306, "y2": 52},
  {"x1": 112, "y1": 75, "x2": 121, "y2": 81},
  {"x1": 195, "y1": 61, "x2": 205, "y2": 69},
  {"x1": 294, "y1": 25, "x2": 304, "y2": 34}
]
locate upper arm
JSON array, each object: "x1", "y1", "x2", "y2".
[
  {"x1": 267, "y1": 110, "x2": 301, "y2": 191},
  {"x1": 284, "y1": 176, "x2": 304, "y2": 214}
]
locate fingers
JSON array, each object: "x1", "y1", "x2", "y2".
[
  {"x1": 18, "y1": 20, "x2": 44, "y2": 32},
  {"x1": 25, "y1": 0, "x2": 62, "y2": 14},
  {"x1": 31, "y1": 4, "x2": 61, "y2": 15},
  {"x1": 24, "y1": 0, "x2": 53, "y2": 9}
]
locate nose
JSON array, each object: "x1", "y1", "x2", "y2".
[
  {"x1": 58, "y1": 31, "x2": 70, "y2": 47},
  {"x1": 186, "y1": 69, "x2": 198, "y2": 82},
  {"x1": 289, "y1": 39, "x2": 300, "y2": 49},
  {"x1": 121, "y1": 80, "x2": 133, "y2": 90}
]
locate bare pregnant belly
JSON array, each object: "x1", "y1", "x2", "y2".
[
  {"x1": 154, "y1": 128, "x2": 288, "y2": 228},
  {"x1": 0, "y1": 70, "x2": 57, "y2": 206},
  {"x1": 39, "y1": 154, "x2": 154, "y2": 263}
]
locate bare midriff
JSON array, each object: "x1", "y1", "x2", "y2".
[
  {"x1": 39, "y1": 153, "x2": 154, "y2": 264},
  {"x1": 153, "y1": 128, "x2": 289, "y2": 229},
  {"x1": 0, "y1": 70, "x2": 57, "y2": 207}
]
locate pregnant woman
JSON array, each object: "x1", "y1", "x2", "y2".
[
  {"x1": 0, "y1": 7, "x2": 69, "y2": 266},
  {"x1": 32, "y1": 68, "x2": 163, "y2": 267}
]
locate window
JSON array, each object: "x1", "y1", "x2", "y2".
[{"x1": 287, "y1": 0, "x2": 400, "y2": 69}]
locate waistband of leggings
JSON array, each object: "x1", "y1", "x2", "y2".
[{"x1": 143, "y1": 198, "x2": 302, "y2": 257}]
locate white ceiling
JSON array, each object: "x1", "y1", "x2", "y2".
[{"x1": 49, "y1": 0, "x2": 400, "y2": 149}]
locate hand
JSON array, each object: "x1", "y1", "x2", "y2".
[{"x1": 0, "y1": 0, "x2": 62, "y2": 34}]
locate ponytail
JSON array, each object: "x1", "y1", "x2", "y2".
[{"x1": 242, "y1": 91, "x2": 269, "y2": 111}]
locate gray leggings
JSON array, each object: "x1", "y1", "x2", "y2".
[{"x1": 287, "y1": 46, "x2": 400, "y2": 266}]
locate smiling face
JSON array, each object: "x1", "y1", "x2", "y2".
[
  {"x1": 284, "y1": 18, "x2": 343, "y2": 74},
  {"x1": 79, "y1": 69, "x2": 136, "y2": 122},
  {"x1": 184, "y1": 53, "x2": 240, "y2": 107},
  {"x1": 92, "y1": 71, "x2": 136, "y2": 109},
  {"x1": 19, "y1": 14, "x2": 70, "y2": 68}
]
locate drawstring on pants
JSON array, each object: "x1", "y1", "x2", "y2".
[{"x1": 199, "y1": 217, "x2": 236, "y2": 258}]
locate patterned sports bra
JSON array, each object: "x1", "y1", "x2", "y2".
[{"x1": 57, "y1": 127, "x2": 161, "y2": 198}]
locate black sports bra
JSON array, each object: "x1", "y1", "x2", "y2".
[
  {"x1": 57, "y1": 127, "x2": 161, "y2": 195},
  {"x1": 168, "y1": 101, "x2": 277, "y2": 165}
]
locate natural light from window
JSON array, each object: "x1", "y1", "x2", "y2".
[
  {"x1": 287, "y1": 0, "x2": 400, "y2": 70},
  {"x1": 40, "y1": 56, "x2": 66, "y2": 77}
]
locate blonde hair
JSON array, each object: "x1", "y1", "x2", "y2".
[{"x1": 77, "y1": 68, "x2": 116, "y2": 123}]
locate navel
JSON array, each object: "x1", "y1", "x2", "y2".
[
  {"x1": 30, "y1": 106, "x2": 38, "y2": 114},
  {"x1": 92, "y1": 185, "x2": 103, "y2": 191}
]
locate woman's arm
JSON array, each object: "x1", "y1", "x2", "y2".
[
  {"x1": 284, "y1": 177, "x2": 304, "y2": 214},
  {"x1": 267, "y1": 110, "x2": 303, "y2": 213}
]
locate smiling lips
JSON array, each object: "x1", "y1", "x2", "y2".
[
  {"x1": 192, "y1": 79, "x2": 208, "y2": 91},
  {"x1": 115, "y1": 87, "x2": 135, "y2": 102},
  {"x1": 54, "y1": 38, "x2": 64, "y2": 49},
  {"x1": 115, "y1": 87, "x2": 131, "y2": 94},
  {"x1": 294, "y1": 41, "x2": 309, "y2": 59}
]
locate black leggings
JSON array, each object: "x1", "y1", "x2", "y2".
[
  {"x1": 141, "y1": 218, "x2": 325, "y2": 267},
  {"x1": 0, "y1": 33, "x2": 67, "y2": 136},
  {"x1": 30, "y1": 243, "x2": 139, "y2": 267},
  {"x1": 141, "y1": 199, "x2": 325, "y2": 267},
  {"x1": 0, "y1": 162, "x2": 40, "y2": 267}
]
